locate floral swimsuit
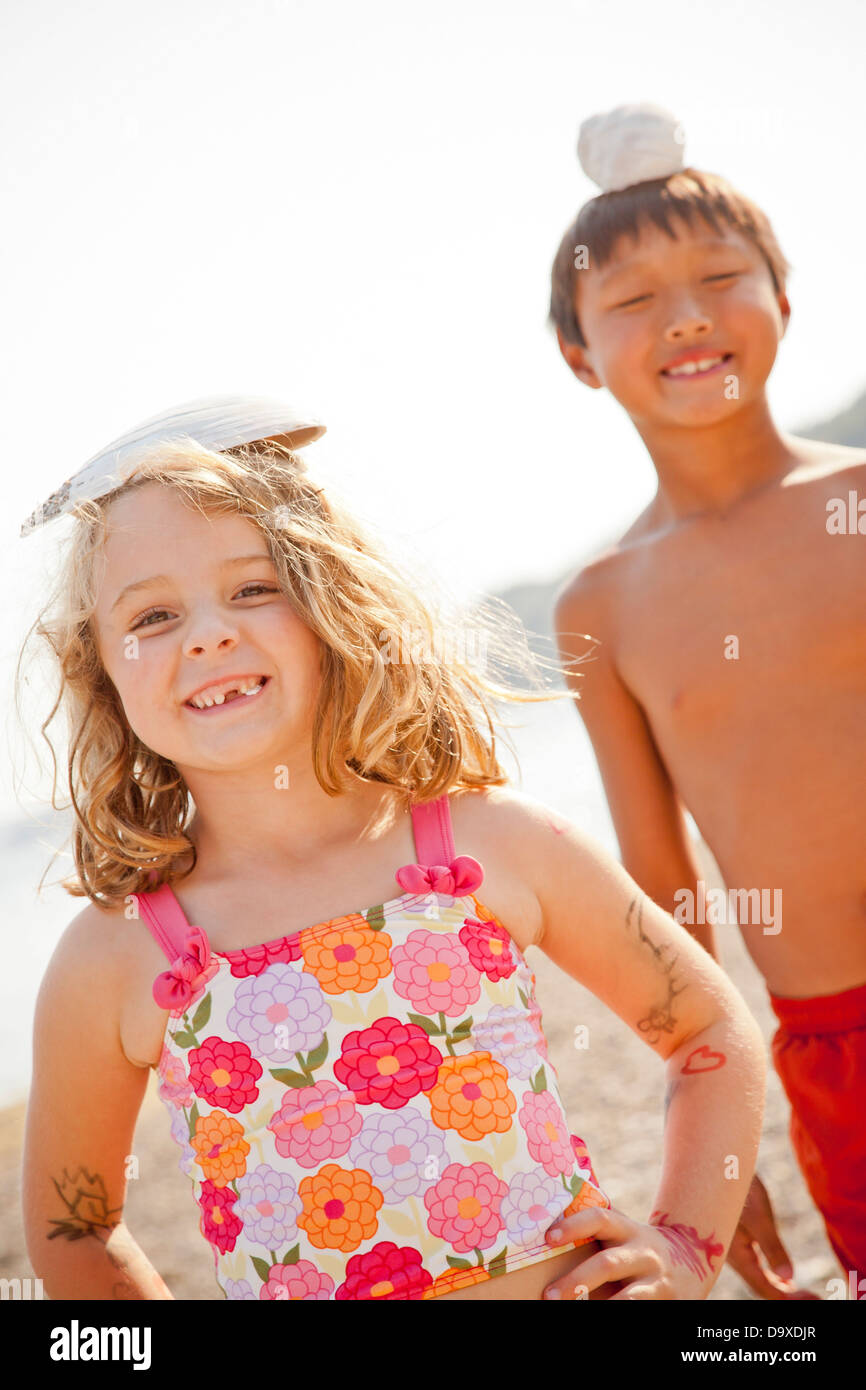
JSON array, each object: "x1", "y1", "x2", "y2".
[{"x1": 135, "y1": 792, "x2": 610, "y2": 1299}]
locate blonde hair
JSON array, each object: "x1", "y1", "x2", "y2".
[{"x1": 18, "y1": 438, "x2": 588, "y2": 909}]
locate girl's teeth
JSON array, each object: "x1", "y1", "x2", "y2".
[{"x1": 189, "y1": 678, "x2": 265, "y2": 709}]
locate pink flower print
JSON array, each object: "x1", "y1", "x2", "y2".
[
  {"x1": 187, "y1": 1036, "x2": 263, "y2": 1114},
  {"x1": 424, "y1": 1161, "x2": 507, "y2": 1254},
  {"x1": 224, "y1": 935, "x2": 303, "y2": 979},
  {"x1": 519, "y1": 1091, "x2": 574, "y2": 1177},
  {"x1": 234, "y1": 1164, "x2": 303, "y2": 1247},
  {"x1": 157, "y1": 1045, "x2": 194, "y2": 1108},
  {"x1": 532, "y1": 1016, "x2": 549, "y2": 1061},
  {"x1": 458, "y1": 917, "x2": 516, "y2": 981},
  {"x1": 348, "y1": 1108, "x2": 449, "y2": 1201},
  {"x1": 336, "y1": 1241, "x2": 433, "y2": 1300},
  {"x1": 227, "y1": 964, "x2": 331, "y2": 1062},
  {"x1": 268, "y1": 1079, "x2": 363, "y2": 1168},
  {"x1": 333, "y1": 1016, "x2": 443, "y2": 1109},
  {"x1": 500, "y1": 1171, "x2": 568, "y2": 1248},
  {"x1": 261, "y1": 1260, "x2": 335, "y2": 1300},
  {"x1": 198, "y1": 1179, "x2": 243, "y2": 1255},
  {"x1": 391, "y1": 929, "x2": 481, "y2": 1017},
  {"x1": 570, "y1": 1133, "x2": 602, "y2": 1188},
  {"x1": 469, "y1": 1005, "x2": 540, "y2": 1080}
]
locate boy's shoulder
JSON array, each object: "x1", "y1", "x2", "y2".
[
  {"x1": 552, "y1": 498, "x2": 657, "y2": 623},
  {"x1": 554, "y1": 438, "x2": 866, "y2": 621},
  {"x1": 782, "y1": 437, "x2": 866, "y2": 484}
]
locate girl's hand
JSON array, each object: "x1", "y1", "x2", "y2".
[{"x1": 542, "y1": 1205, "x2": 723, "y2": 1300}]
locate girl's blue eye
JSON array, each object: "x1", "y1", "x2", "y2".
[
  {"x1": 130, "y1": 608, "x2": 172, "y2": 630},
  {"x1": 236, "y1": 583, "x2": 278, "y2": 598},
  {"x1": 128, "y1": 584, "x2": 278, "y2": 631}
]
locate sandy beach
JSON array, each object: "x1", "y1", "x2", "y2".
[{"x1": 0, "y1": 874, "x2": 839, "y2": 1301}]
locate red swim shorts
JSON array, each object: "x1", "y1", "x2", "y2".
[{"x1": 768, "y1": 979, "x2": 866, "y2": 1283}]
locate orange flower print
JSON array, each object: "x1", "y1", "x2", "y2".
[
  {"x1": 191, "y1": 1110, "x2": 250, "y2": 1187},
  {"x1": 300, "y1": 916, "x2": 392, "y2": 995},
  {"x1": 298, "y1": 1163, "x2": 384, "y2": 1252},
  {"x1": 427, "y1": 1051, "x2": 516, "y2": 1141},
  {"x1": 562, "y1": 1179, "x2": 610, "y2": 1225},
  {"x1": 423, "y1": 1265, "x2": 491, "y2": 1297}
]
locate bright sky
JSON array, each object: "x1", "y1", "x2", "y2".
[{"x1": 2, "y1": 0, "x2": 864, "y2": 810}]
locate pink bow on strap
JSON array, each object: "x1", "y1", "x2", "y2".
[
  {"x1": 152, "y1": 926, "x2": 218, "y2": 1011},
  {"x1": 395, "y1": 855, "x2": 484, "y2": 896}
]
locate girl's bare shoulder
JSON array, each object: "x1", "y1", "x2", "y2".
[
  {"x1": 43, "y1": 898, "x2": 167, "y2": 1018},
  {"x1": 450, "y1": 785, "x2": 587, "y2": 876},
  {"x1": 450, "y1": 783, "x2": 565, "y2": 839},
  {"x1": 451, "y1": 784, "x2": 600, "y2": 882}
]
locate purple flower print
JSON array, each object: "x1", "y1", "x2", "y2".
[
  {"x1": 500, "y1": 1171, "x2": 569, "y2": 1249},
  {"x1": 227, "y1": 964, "x2": 331, "y2": 1062},
  {"x1": 391, "y1": 929, "x2": 481, "y2": 1017},
  {"x1": 234, "y1": 1164, "x2": 303, "y2": 1248},
  {"x1": 168, "y1": 1105, "x2": 196, "y2": 1175},
  {"x1": 402, "y1": 893, "x2": 442, "y2": 920},
  {"x1": 518, "y1": 1091, "x2": 574, "y2": 1177},
  {"x1": 469, "y1": 1005, "x2": 540, "y2": 1079},
  {"x1": 222, "y1": 1278, "x2": 258, "y2": 1300},
  {"x1": 348, "y1": 1107, "x2": 450, "y2": 1201},
  {"x1": 268, "y1": 1079, "x2": 363, "y2": 1168}
]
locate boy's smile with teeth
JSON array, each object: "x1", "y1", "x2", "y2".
[{"x1": 661, "y1": 352, "x2": 733, "y2": 379}]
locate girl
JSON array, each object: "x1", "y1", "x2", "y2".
[{"x1": 20, "y1": 410, "x2": 765, "y2": 1301}]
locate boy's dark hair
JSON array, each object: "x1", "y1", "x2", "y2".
[{"x1": 549, "y1": 167, "x2": 792, "y2": 348}]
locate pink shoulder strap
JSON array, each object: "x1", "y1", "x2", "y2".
[
  {"x1": 134, "y1": 882, "x2": 194, "y2": 964},
  {"x1": 409, "y1": 793, "x2": 456, "y2": 866},
  {"x1": 135, "y1": 791, "x2": 484, "y2": 970},
  {"x1": 133, "y1": 882, "x2": 217, "y2": 1012},
  {"x1": 396, "y1": 791, "x2": 484, "y2": 895}
]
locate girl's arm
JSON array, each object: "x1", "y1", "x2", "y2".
[
  {"x1": 502, "y1": 792, "x2": 766, "y2": 1299},
  {"x1": 22, "y1": 905, "x2": 174, "y2": 1300}
]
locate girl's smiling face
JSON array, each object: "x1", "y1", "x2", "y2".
[
  {"x1": 561, "y1": 216, "x2": 790, "y2": 427},
  {"x1": 92, "y1": 481, "x2": 323, "y2": 773}
]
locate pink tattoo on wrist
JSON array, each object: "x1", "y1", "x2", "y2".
[{"x1": 650, "y1": 1210, "x2": 725, "y2": 1280}]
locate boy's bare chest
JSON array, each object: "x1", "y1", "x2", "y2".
[{"x1": 615, "y1": 482, "x2": 866, "y2": 736}]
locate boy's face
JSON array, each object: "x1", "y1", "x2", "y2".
[{"x1": 558, "y1": 216, "x2": 790, "y2": 428}]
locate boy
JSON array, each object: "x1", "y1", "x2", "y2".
[{"x1": 549, "y1": 107, "x2": 866, "y2": 1302}]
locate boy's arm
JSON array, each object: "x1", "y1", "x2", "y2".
[
  {"x1": 553, "y1": 577, "x2": 811, "y2": 1301},
  {"x1": 554, "y1": 577, "x2": 718, "y2": 960},
  {"x1": 22, "y1": 905, "x2": 174, "y2": 1300}
]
